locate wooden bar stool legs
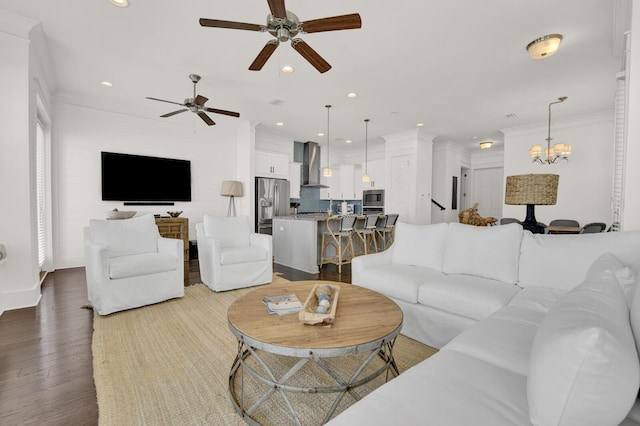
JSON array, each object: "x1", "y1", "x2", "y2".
[{"x1": 320, "y1": 215, "x2": 356, "y2": 274}]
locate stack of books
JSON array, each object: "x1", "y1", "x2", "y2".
[{"x1": 263, "y1": 294, "x2": 302, "y2": 316}]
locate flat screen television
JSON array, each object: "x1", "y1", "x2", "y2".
[{"x1": 101, "y1": 151, "x2": 191, "y2": 203}]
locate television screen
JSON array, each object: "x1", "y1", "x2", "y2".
[{"x1": 101, "y1": 151, "x2": 191, "y2": 202}]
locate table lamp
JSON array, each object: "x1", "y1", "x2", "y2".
[
  {"x1": 221, "y1": 180, "x2": 243, "y2": 217},
  {"x1": 505, "y1": 174, "x2": 559, "y2": 234}
]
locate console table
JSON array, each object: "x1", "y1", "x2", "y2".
[{"x1": 155, "y1": 217, "x2": 189, "y2": 285}]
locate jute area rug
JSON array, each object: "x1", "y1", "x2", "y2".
[{"x1": 92, "y1": 276, "x2": 438, "y2": 425}]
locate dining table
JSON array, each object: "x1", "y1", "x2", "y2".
[{"x1": 548, "y1": 225, "x2": 581, "y2": 234}]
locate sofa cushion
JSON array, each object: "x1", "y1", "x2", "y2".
[
  {"x1": 391, "y1": 222, "x2": 448, "y2": 271},
  {"x1": 627, "y1": 257, "x2": 640, "y2": 360},
  {"x1": 203, "y1": 215, "x2": 250, "y2": 248},
  {"x1": 90, "y1": 214, "x2": 159, "y2": 257},
  {"x1": 442, "y1": 223, "x2": 523, "y2": 284},
  {"x1": 518, "y1": 230, "x2": 640, "y2": 291},
  {"x1": 109, "y1": 252, "x2": 177, "y2": 279},
  {"x1": 417, "y1": 274, "x2": 520, "y2": 321},
  {"x1": 353, "y1": 264, "x2": 444, "y2": 304},
  {"x1": 586, "y1": 252, "x2": 637, "y2": 305},
  {"x1": 527, "y1": 270, "x2": 639, "y2": 426},
  {"x1": 220, "y1": 246, "x2": 268, "y2": 266}
]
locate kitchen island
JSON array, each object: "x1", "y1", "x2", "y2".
[{"x1": 272, "y1": 214, "x2": 329, "y2": 274}]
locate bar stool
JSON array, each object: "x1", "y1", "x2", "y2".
[
  {"x1": 320, "y1": 215, "x2": 357, "y2": 274},
  {"x1": 382, "y1": 214, "x2": 399, "y2": 249},
  {"x1": 353, "y1": 214, "x2": 379, "y2": 255},
  {"x1": 374, "y1": 215, "x2": 388, "y2": 251}
]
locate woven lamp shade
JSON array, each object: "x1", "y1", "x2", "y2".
[{"x1": 505, "y1": 174, "x2": 559, "y2": 205}]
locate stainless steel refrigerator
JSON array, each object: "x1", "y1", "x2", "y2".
[{"x1": 255, "y1": 177, "x2": 290, "y2": 235}]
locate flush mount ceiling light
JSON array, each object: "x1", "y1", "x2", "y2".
[
  {"x1": 109, "y1": 0, "x2": 129, "y2": 7},
  {"x1": 526, "y1": 34, "x2": 563, "y2": 59},
  {"x1": 479, "y1": 141, "x2": 493, "y2": 149}
]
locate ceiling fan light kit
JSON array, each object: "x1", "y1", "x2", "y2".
[
  {"x1": 200, "y1": 0, "x2": 362, "y2": 73},
  {"x1": 146, "y1": 74, "x2": 240, "y2": 126}
]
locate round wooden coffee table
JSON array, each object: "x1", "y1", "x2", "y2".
[{"x1": 227, "y1": 280, "x2": 403, "y2": 425}]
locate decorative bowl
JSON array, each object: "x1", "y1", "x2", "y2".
[
  {"x1": 107, "y1": 209, "x2": 137, "y2": 220},
  {"x1": 167, "y1": 211, "x2": 183, "y2": 218}
]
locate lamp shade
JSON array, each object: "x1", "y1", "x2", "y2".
[
  {"x1": 505, "y1": 174, "x2": 559, "y2": 205},
  {"x1": 220, "y1": 180, "x2": 243, "y2": 197}
]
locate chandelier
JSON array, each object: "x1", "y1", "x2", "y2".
[{"x1": 529, "y1": 97, "x2": 571, "y2": 164}]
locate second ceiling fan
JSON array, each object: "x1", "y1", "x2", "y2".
[{"x1": 200, "y1": 0, "x2": 362, "y2": 73}]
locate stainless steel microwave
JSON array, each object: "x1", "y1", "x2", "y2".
[{"x1": 363, "y1": 189, "x2": 384, "y2": 207}]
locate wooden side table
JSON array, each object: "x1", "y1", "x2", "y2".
[{"x1": 155, "y1": 217, "x2": 189, "y2": 285}]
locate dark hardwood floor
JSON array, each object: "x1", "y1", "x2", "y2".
[{"x1": 0, "y1": 260, "x2": 350, "y2": 425}]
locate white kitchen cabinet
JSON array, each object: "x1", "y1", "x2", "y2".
[
  {"x1": 255, "y1": 151, "x2": 289, "y2": 178},
  {"x1": 289, "y1": 162, "x2": 301, "y2": 199},
  {"x1": 319, "y1": 167, "x2": 341, "y2": 200},
  {"x1": 352, "y1": 164, "x2": 363, "y2": 200},
  {"x1": 361, "y1": 158, "x2": 386, "y2": 190},
  {"x1": 272, "y1": 218, "x2": 319, "y2": 274}
]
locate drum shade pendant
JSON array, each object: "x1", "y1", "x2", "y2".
[
  {"x1": 323, "y1": 105, "x2": 333, "y2": 177},
  {"x1": 362, "y1": 119, "x2": 371, "y2": 182}
]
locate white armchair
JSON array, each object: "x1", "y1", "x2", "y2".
[
  {"x1": 196, "y1": 215, "x2": 272, "y2": 292},
  {"x1": 84, "y1": 214, "x2": 184, "y2": 315}
]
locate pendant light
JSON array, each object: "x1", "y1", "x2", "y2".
[
  {"x1": 323, "y1": 105, "x2": 333, "y2": 177},
  {"x1": 361, "y1": 119, "x2": 371, "y2": 182}
]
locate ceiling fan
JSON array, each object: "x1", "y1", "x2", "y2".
[
  {"x1": 146, "y1": 74, "x2": 240, "y2": 126},
  {"x1": 199, "y1": 0, "x2": 362, "y2": 73}
]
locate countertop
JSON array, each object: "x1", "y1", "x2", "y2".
[{"x1": 274, "y1": 213, "x2": 330, "y2": 221}]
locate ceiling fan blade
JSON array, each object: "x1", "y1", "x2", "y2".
[
  {"x1": 199, "y1": 18, "x2": 263, "y2": 32},
  {"x1": 267, "y1": 0, "x2": 287, "y2": 19},
  {"x1": 205, "y1": 107, "x2": 240, "y2": 118},
  {"x1": 249, "y1": 40, "x2": 279, "y2": 71},
  {"x1": 300, "y1": 13, "x2": 362, "y2": 33},
  {"x1": 160, "y1": 109, "x2": 189, "y2": 118},
  {"x1": 197, "y1": 111, "x2": 216, "y2": 126},
  {"x1": 291, "y1": 39, "x2": 331, "y2": 73},
  {"x1": 146, "y1": 97, "x2": 185, "y2": 107},
  {"x1": 194, "y1": 95, "x2": 208, "y2": 106}
]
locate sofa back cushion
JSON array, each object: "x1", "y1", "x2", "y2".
[
  {"x1": 527, "y1": 271, "x2": 640, "y2": 426},
  {"x1": 203, "y1": 215, "x2": 250, "y2": 248},
  {"x1": 442, "y1": 223, "x2": 523, "y2": 284},
  {"x1": 89, "y1": 214, "x2": 159, "y2": 257},
  {"x1": 391, "y1": 222, "x2": 448, "y2": 271},
  {"x1": 518, "y1": 230, "x2": 640, "y2": 291}
]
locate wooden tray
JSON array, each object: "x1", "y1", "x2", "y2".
[{"x1": 299, "y1": 283, "x2": 340, "y2": 325}]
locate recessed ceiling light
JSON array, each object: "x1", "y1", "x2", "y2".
[
  {"x1": 318, "y1": 132, "x2": 324, "y2": 137},
  {"x1": 416, "y1": 123, "x2": 424, "y2": 127},
  {"x1": 100, "y1": 81, "x2": 114, "y2": 87},
  {"x1": 276, "y1": 122, "x2": 284, "y2": 126},
  {"x1": 345, "y1": 140, "x2": 352, "y2": 144},
  {"x1": 281, "y1": 65, "x2": 294, "y2": 74},
  {"x1": 346, "y1": 92, "x2": 357, "y2": 98},
  {"x1": 109, "y1": 0, "x2": 128, "y2": 7}
]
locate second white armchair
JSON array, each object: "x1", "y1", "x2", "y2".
[{"x1": 196, "y1": 215, "x2": 272, "y2": 292}]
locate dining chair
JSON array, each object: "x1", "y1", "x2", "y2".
[
  {"x1": 549, "y1": 219, "x2": 580, "y2": 227},
  {"x1": 500, "y1": 218, "x2": 520, "y2": 225},
  {"x1": 580, "y1": 222, "x2": 607, "y2": 234}
]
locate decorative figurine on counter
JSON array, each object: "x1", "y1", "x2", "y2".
[{"x1": 315, "y1": 285, "x2": 332, "y2": 314}]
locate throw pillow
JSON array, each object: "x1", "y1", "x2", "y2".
[
  {"x1": 586, "y1": 252, "x2": 637, "y2": 306},
  {"x1": 203, "y1": 215, "x2": 250, "y2": 248},
  {"x1": 89, "y1": 214, "x2": 159, "y2": 257},
  {"x1": 442, "y1": 222, "x2": 523, "y2": 284},
  {"x1": 527, "y1": 270, "x2": 640, "y2": 426}
]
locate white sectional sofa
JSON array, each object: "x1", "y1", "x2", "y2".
[{"x1": 329, "y1": 222, "x2": 640, "y2": 426}]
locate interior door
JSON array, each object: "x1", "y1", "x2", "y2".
[{"x1": 471, "y1": 167, "x2": 503, "y2": 220}]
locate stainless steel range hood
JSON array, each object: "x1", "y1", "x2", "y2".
[{"x1": 302, "y1": 141, "x2": 329, "y2": 187}]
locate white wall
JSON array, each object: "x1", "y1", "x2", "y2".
[
  {"x1": 502, "y1": 112, "x2": 614, "y2": 227},
  {"x1": 623, "y1": 2, "x2": 640, "y2": 230},
  {"x1": 53, "y1": 103, "x2": 245, "y2": 268},
  {"x1": 431, "y1": 141, "x2": 472, "y2": 223}
]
